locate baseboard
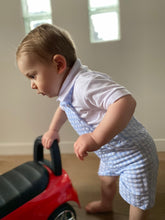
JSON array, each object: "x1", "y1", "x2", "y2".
[
  {"x1": 0, "y1": 141, "x2": 74, "y2": 155},
  {"x1": 0, "y1": 139, "x2": 164, "y2": 155},
  {"x1": 154, "y1": 139, "x2": 165, "y2": 152}
]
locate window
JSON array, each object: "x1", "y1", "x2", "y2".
[
  {"x1": 21, "y1": 0, "x2": 52, "y2": 34},
  {"x1": 88, "y1": 0, "x2": 121, "y2": 43}
]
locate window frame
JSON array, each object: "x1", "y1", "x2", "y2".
[
  {"x1": 88, "y1": 0, "x2": 121, "y2": 43},
  {"x1": 21, "y1": 0, "x2": 52, "y2": 34}
]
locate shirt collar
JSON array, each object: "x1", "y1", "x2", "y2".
[{"x1": 58, "y1": 59, "x2": 82, "y2": 102}]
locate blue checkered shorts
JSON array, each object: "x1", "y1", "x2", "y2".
[
  {"x1": 96, "y1": 134, "x2": 158, "y2": 210},
  {"x1": 61, "y1": 88, "x2": 159, "y2": 210}
]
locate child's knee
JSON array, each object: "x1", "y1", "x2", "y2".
[{"x1": 99, "y1": 176, "x2": 118, "y2": 188}]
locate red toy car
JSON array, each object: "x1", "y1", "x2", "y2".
[{"x1": 0, "y1": 136, "x2": 80, "y2": 219}]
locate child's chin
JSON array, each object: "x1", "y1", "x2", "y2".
[{"x1": 47, "y1": 94, "x2": 55, "y2": 98}]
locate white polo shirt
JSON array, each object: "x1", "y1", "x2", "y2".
[{"x1": 58, "y1": 59, "x2": 130, "y2": 127}]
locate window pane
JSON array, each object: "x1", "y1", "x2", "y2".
[
  {"x1": 21, "y1": 0, "x2": 52, "y2": 33},
  {"x1": 26, "y1": 0, "x2": 51, "y2": 14},
  {"x1": 89, "y1": 0, "x2": 118, "y2": 9},
  {"x1": 90, "y1": 12, "x2": 119, "y2": 42},
  {"x1": 30, "y1": 19, "x2": 52, "y2": 30}
]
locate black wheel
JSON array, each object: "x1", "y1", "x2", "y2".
[{"x1": 48, "y1": 203, "x2": 76, "y2": 220}]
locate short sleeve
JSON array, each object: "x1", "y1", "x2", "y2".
[{"x1": 73, "y1": 71, "x2": 131, "y2": 110}]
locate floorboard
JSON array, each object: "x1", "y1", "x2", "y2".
[{"x1": 0, "y1": 152, "x2": 164, "y2": 219}]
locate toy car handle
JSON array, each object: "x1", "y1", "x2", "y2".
[{"x1": 33, "y1": 136, "x2": 62, "y2": 176}]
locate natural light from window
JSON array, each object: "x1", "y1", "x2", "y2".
[
  {"x1": 21, "y1": 0, "x2": 52, "y2": 33},
  {"x1": 88, "y1": 0, "x2": 120, "y2": 43},
  {"x1": 26, "y1": 0, "x2": 51, "y2": 14}
]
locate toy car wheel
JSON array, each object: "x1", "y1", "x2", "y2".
[{"x1": 48, "y1": 203, "x2": 77, "y2": 220}]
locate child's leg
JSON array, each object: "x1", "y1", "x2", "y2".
[
  {"x1": 129, "y1": 205, "x2": 149, "y2": 220},
  {"x1": 85, "y1": 176, "x2": 118, "y2": 213}
]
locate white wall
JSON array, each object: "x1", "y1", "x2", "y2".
[{"x1": 0, "y1": 0, "x2": 165, "y2": 155}]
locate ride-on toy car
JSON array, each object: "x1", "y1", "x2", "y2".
[{"x1": 0, "y1": 136, "x2": 80, "y2": 219}]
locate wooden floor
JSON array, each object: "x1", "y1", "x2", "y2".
[{"x1": 0, "y1": 152, "x2": 165, "y2": 219}]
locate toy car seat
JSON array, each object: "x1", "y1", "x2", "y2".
[{"x1": 0, "y1": 136, "x2": 62, "y2": 219}]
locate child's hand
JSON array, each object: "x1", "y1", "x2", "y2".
[
  {"x1": 42, "y1": 129, "x2": 60, "y2": 149},
  {"x1": 74, "y1": 133, "x2": 100, "y2": 160}
]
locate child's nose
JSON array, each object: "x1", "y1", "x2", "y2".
[{"x1": 31, "y1": 80, "x2": 37, "y2": 89}]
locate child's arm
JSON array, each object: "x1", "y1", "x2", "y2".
[
  {"x1": 74, "y1": 95, "x2": 136, "y2": 160},
  {"x1": 42, "y1": 106, "x2": 67, "y2": 149}
]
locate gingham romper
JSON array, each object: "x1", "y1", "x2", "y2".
[{"x1": 60, "y1": 86, "x2": 159, "y2": 210}]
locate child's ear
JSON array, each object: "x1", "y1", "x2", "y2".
[{"x1": 52, "y1": 54, "x2": 67, "y2": 74}]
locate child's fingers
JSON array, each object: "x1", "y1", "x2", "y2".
[
  {"x1": 42, "y1": 136, "x2": 46, "y2": 147},
  {"x1": 81, "y1": 152, "x2": 88, "y2": 158},
  {"x1": 79, "y1": 152, "x2": 88, "y2": 160},
  {"x1": 42, "y1": 136, "x2": 52, "y2": 149},
  {"x1": 74, "y1": 144, "x2": 82, "y2": 160},
  {"x1": 46, "y1": 139, "x2": 53, "y2": 149},
  {"x1": 74, "y1": 148, "x2": 81, "y2": 160},
  {"x1": 77, "y1": 153, "x2": 84, "y2": 160},
  {"x1": 75, "y1": 147, "x2": 88, "y2": 160}
]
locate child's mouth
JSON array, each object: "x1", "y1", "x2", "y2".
[{"x1": 37, "y1": 91, "x2": 46, "y2": 96}]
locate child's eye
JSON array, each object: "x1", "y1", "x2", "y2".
[
  {"x1": 26, "y1": 73, "x2": 36, "y2": 79},
  {"x1": 29, "y1": 75, "x2": 35, "y2": 79}
]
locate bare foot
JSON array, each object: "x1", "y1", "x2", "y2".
[{"x1": 85, "y1": 200, "x2": 112, "y2": 214}]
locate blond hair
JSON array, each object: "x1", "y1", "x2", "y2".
[{"x1": 16, "y1": 24, "x2": 77, "y2": 67}]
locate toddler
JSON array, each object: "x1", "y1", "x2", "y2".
[{"x1": 16, "y1": 24, "x2": 159, "y2": 220}]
